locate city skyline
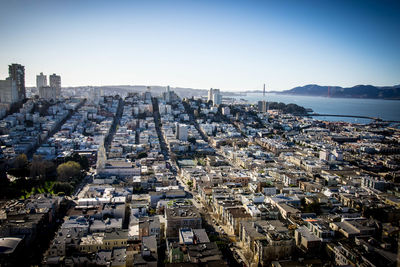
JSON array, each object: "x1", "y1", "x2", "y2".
[
  {"x1": 1, "y1": 1, "x2": 400, "y2": 265},
  {"x1": 1, "y1": 0, "x2": 400, "y2": 91}
]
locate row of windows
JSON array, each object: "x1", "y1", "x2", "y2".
[{"x1": 79, "y1": 241, "x2": 128, "y2": 251}]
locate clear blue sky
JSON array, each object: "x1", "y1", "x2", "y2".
[{"x1": 0, "y1": 0, "x2": 399, "y2": 91}]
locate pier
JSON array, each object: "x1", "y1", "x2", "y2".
[
  {"x1": 308, "y1": 113, "x2": 378, "y2": 120},
  {"x1": 305, "y1": 113, "x2": 400, "y2": 123}
]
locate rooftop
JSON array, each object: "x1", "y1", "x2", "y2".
[
  {"x1": 166, "y1": 207, "x2": 200, "y2": 219},
  {"x1": 0, "y1": 237, "x2": 22, "y2": 255}
]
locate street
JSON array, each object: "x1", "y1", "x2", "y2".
[{"x1": 175, "y1": 172, "x2": 246, "y2": 266}]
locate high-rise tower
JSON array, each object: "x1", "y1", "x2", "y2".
[
  {"x1": 36, "y1": 72, "x2": 47, "y2": 89},
  {"x1": 49, "y1": 73, "x2": 61, "y2": 98},
  {"x1": 208, "y1": 88, "x2": 221, "y2": 105},
  {"x1": 8, "y1": 63, "x2": 25, "y2": 101},
  {"x1": 165, "y1": 85, "x2": 171, "y2": 103},
  {"x1": 212, "y1": 89, "x2": 222, "y2": 105},
  {"x1": 208, "y1": 88, "x2": 214, "y2": 102}
]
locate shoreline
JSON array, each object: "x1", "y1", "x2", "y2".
[{"x1": 243, "y1": 92, "x2": 400, "y2": 101}]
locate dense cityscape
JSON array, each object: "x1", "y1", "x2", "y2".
[{"x1": 0, "y1": 63, "x2": 398, "y2": 266}]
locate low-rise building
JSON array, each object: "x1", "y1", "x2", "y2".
[{"x1": 165, "y1": 207, "x2": 202, "y2": 238}]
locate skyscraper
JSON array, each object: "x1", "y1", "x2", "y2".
[
  {"x1": 8, "y1": 63, "x2": 25, "y2": 101},
  {"x1": 0, "y1": 79, "x2": 18, "y2": 104},
  {"x1": 258, "y1": 100, "x2": 267, "y2": 113},
  {"x1": 49, "y1": 73, "x2": 61, "y2": 98},
  {"x1": 262, "y1": 83, "x2": 269, "y2": 114},
  {"x1": 144, "y1": 86, "x2": 152, "y2": 103},
  {"x1": 36, "y1": 72, "x2": 47, "y2": 89},
  {"x1": 164, "y1": 85, "x2": 171, "y2": 103},
  {"x1": 208, "y1": 88, "x2": 221, "y2": 105},
  {"x1": 212, "y1": 89, "x2": 222, "y2": 105},
  {"x1": 208, "y1": 88, "x2": 214, "y2": 102}
]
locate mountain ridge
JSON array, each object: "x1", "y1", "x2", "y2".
[{"x1": 276, "y1": 84, "x2": 400, "y2": 100}]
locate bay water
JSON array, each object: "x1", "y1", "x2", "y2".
[{"x1": 232, "y1": 93, "x2": 400, "y2": 124}]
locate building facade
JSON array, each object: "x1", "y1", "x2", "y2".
[
  {"x1": 0, "y1": 79, "x2": 19, "y2": 104},
  {"x1": 49, "y1": 73, "x2": 61, "y2": 99},
  {"x1": 165, "y1": 207, "x2": 202, "y2": 237},
  {"x1": 39, "y1": 86, "x2": 58, "y2": 101},
  {"x1": 208, "y1": 88, "x2": 222, "y2": 105},
  {"x1": 36, "y1": 72, "x2": 47, "y2": 89},
  {"x1": 8, "y1": 63, "x2": 25, "y2": 101}
]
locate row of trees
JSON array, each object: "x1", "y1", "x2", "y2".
[
  {"x1": 0, "y1": 153, "x2": 86, "y2": 199},
  {"x1": 8, "y1": 153, "x2": 86, "y2": 180}
]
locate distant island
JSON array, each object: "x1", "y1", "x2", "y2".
[
  {"x1": 268, "y1": 102, "x2": 309, "y2": 115},
  {"x1": 274, "y1": 84, "x2": 400, "y2": 100}
]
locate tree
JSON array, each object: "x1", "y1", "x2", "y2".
[
  {"x1": 149, "y1": 208, "x2": 156, "y2": 215},
  {"x1": 30, "y1": 155, "x2": 56, "y2": 180},
  {"x1": 52, "y1": 182, "x2": 74, "y2": 195},
  {"x1": 57, "y1": 161, "x2": 81, "y2": 182},
  {"x1": 65, "y1": 153, "x2": 89, "y2": 170},
  {"x1": 0, "y1": 163, "x2": 9, "y2": 197},
  {"x1": 188, "y1": 136, "x2": 196, "y2": 145},
  {"x1": 14, "y1": 154, "x2": 28, "y2": 169},
  {"x1": 137, "y1": 152, "x2": 148, "y2": 159},
  {"x1": 30, "y1": 155, "x2": 42, "y2": 179},
  {"x1": 384, "y1": 174, "x2": 393, "y2": 182},
  {"x1": 8, "y1": 154, "x2": 29, "y2": 177},
  {"x1": 301, "y1": 199, "x2": 322, "y2": 215}
]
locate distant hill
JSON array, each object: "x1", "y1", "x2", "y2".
[
  {"x1": 51, "y1": 85, "x2": 243, "y2": 98},
  {"x1": 278, "y1": 84, "x2": 400, "y2": 100}
]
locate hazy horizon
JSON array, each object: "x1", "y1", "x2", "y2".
[
  {"x1": 1, "y1": 0, "x2": 400, "y2": 91},
  {"x1": 23, "y1": 83, "x2": 400, "y2": 94}
]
